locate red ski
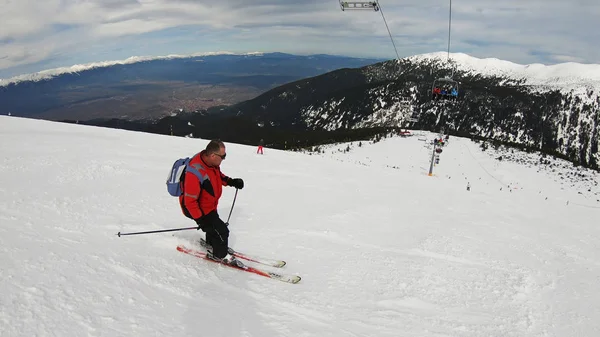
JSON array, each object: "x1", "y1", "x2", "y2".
[
  {"x1": 177, "y1": 245, "x2": 301, "y2": 284},
  {"x1": 197, "y1": 238, "x2": 286, "y2": 268}
]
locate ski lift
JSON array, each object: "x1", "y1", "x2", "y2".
[
  {"x1": 339, "y1": 1, "x2": 379, "y2": 11},
  {"x1": 431, "y1": 77, "x2": 459, "y2": 100},
  {"x1": 430, "y1": 0, "x2": 460, "y2": 101}
]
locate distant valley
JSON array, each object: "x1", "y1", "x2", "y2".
[{"x1": 0, "y1": 53, "x2": 383, "y2": 121}]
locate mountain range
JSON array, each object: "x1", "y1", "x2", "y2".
[
  {"x1": 0, "y1": 52, "x2": 383, "y2": 120},
  {"x1": 219, "y1": 52, "x2": 599, "y2": 162},
  {"x1": 82, "y1": 52, "x2": 599, "y2": 169},
  {"x1": 4, "y1": 51, "x2": 599, "y2": 170}
]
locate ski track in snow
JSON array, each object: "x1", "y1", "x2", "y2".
[{"x1": 1, "y1": 116, "x2": 599, "y2": 337}]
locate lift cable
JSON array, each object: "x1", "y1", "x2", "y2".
[{"x1": 375, "y1": 1, "x2": 400, "y2": 62}]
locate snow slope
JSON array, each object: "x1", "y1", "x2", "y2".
[{"x1": 1, "y1": 116, "x2": 599, "y2": 337}]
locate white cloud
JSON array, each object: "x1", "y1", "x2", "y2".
[
  {"x1": 0, "y1": 0, "x2": 599, "y2": 76},
  {"x1": 550, "y1": 55, "x2": 585, "y2": 63},
  {"x1": 0, "y1": 44, "x2": 52, "y2": 70},
  {"x1": 92, "y1": 19, "x2": 177, "y2": 37}
]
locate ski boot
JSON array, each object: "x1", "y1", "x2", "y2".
[
  {"x1": 199, "y1": 238, "x2": 235, "y2": 255},
  {"x1": 207, "y1": 251, "x2": 245, "y2": 268}
]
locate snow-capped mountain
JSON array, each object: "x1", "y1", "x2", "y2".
[
  {"x1": 5, "y1": 51, "x2": 598, "y2": 170},
  {"x1": 214, "y1": 52, "x2": 600, "y2": 169},
  {"x1": 0, "y1": 52, "x2": 261, "y2": 86},
  {"x1": 408, "y1": 52, "x2": 600, "y2": 90},
  {"x1": 0, "y1": 53, "x2": 384, "y2": 120}
]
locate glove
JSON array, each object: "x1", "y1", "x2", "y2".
[
  {"x1": 194, "y1": 217, "x2": 204, "y2": 230},
  {"x1": 228, "y1": 178, "x2": 244, "y2": 189}
]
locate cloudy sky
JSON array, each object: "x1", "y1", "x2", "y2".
[{"x1": 1, "y1": 0, "x2": 599, "y2": 78}]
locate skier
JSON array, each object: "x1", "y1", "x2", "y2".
[
  {"x1": 179, "y1": 140, "x2": 244, "y2": 265},
  {"x1": 257, "y1": 138, "x2": 264, "y2": 155},
  {"x1": 451, "y1": 87, "x2": 458, "y2": 99}
]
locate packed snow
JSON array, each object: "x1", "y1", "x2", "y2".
[{"x1": 1, "y1": 116, "x2": 599, "y2": 337}]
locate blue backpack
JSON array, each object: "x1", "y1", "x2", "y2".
[{"x1": 166, "y1": 154, "x2": 202, "y2": 197}]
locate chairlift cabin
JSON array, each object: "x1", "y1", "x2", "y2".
[
  {"x1": 431, "y1": 77, "x2": 459, "y2": 100},
  {"x1": 340, "y1": 1, "x2": 379, "y2": 11}
]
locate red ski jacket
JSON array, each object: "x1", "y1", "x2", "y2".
[{"x1": 179, "y1": 151, "x2": 231, "y2": 219}]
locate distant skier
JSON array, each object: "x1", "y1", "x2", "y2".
[
  {"x1": 257, "y1": 139, "x2": 264, "y2": 155},
  {"x1": 466, "y1": 183, "x2": 471, "y2": 191},
  {"x1": 178, "y1": 140, "x2": 245, "y2": 265}
]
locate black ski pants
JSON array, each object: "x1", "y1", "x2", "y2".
[{"x1": 183, "y1": 209, "x2": 230, "y2": 259}]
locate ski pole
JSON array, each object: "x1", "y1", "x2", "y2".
[
  {"x1": 119, "y1": 188, "x2": 240, "y2": 235},
  {"x1": 117, "y1": 226, "x2": 197, "y2": 237},
  {"x1": 225, "y1": 188, "x2": 239, "y2": 225}
]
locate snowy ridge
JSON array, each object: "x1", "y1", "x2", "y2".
[
  {"x1": 0, "y1": 51, "x2": 264, "y2": 86},
  {"x1": 408, "y1": 52, "x2": 600, "y2": 90},
  {"x1": 5, "y1": 51, "x2": 600, "y2": 92}
]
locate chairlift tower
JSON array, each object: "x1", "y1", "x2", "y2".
[
  {"x1": 428, "y1": 143, "x2": 437, "y2": 176},
  {"x1": 428, "y1": 142, "x2": 443, "y2": 176}
]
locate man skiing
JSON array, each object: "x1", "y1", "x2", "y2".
[{"x1": 179, "y1": 140, "x2": 244, "y2": 265}]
